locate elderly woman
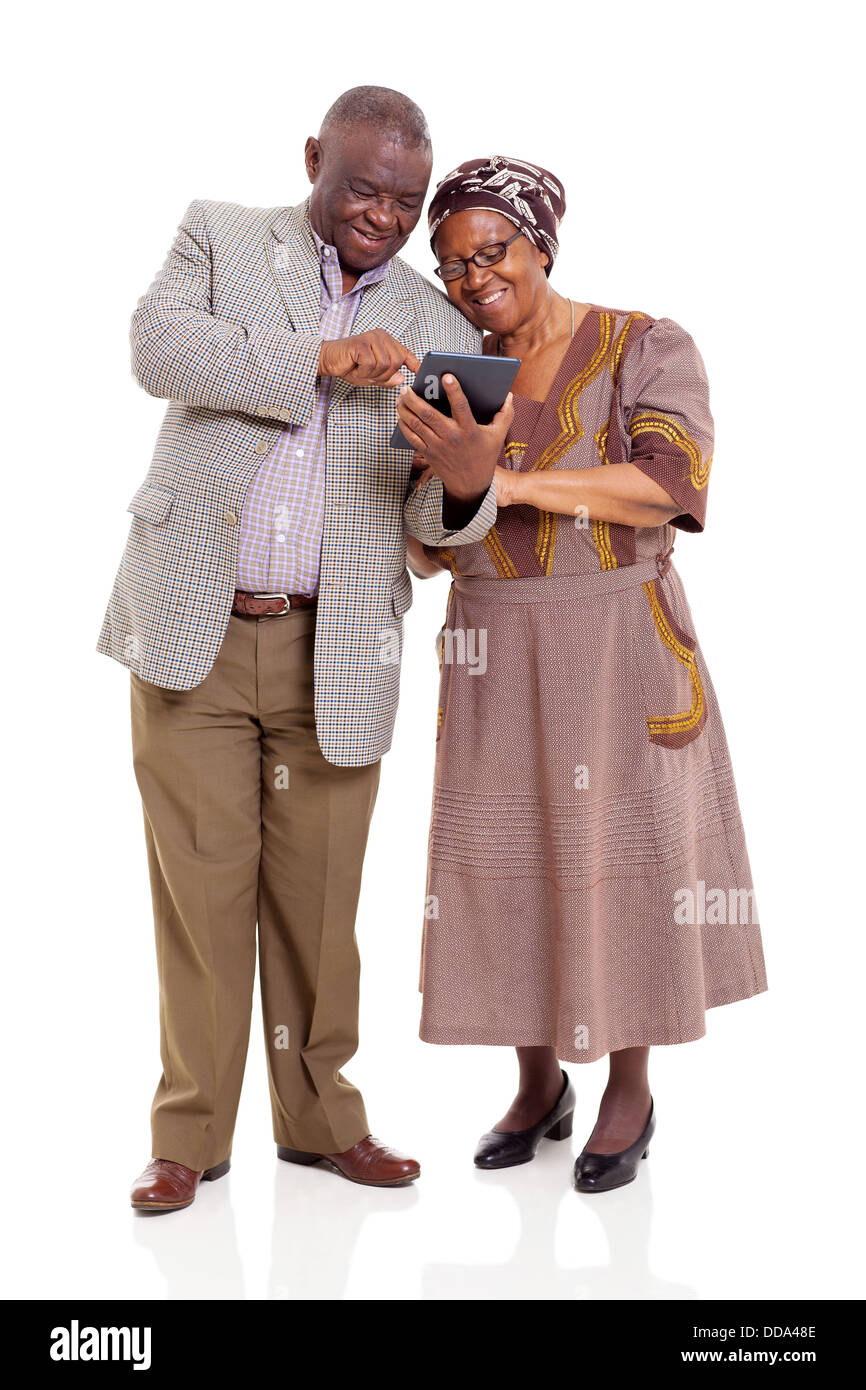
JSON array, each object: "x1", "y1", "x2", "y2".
[{"x1": 397, "y1": 156, "x2": 767, "y2": 1193}]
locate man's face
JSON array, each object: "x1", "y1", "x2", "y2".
[{"x1": 305, "y1": 128, "x2": 431, "y2": 274}]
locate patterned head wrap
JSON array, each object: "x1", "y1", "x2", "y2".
[{"x1": 427, "y1": 154, "x2": 566, "y2": 276}]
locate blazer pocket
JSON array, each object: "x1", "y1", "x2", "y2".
[
  {"x1": 391, "y1": 569, "x2": 414, "y2": 618},
  {"x1": 635, "y1": 578, "x2": 707, "y2": 749},
  {"x1": 127, "y1": 482, "x2": 175, "y2": 526}
]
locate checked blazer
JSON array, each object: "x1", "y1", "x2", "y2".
[{"x1": 97, "y1": 197, "x2": 497, "y2": 766}]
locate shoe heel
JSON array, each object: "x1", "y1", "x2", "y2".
[
  {"x1": 277, "y1": 1146, "x2": 322, "y2": 1167},
  {"x1": 202, "y1": 1159, "x2": 231, "y2": 1182},
  {"x1": 642, "y1": 1147, "x2": 650, "y2": 1160},
  {"x1": 546, "y1": 1111, "x2": 574, "y2": 1141}
]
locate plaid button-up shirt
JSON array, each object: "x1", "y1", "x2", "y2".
[{"x1": 236, "y1": 226, "x2": 392, "y2": 595}]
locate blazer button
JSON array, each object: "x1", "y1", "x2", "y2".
[
  {"x1": 254, "y1": 438, "x2": 270, "y2": 455},
  {"x1": 224, "y1": 509, "x2": 238, "y2": 526}
]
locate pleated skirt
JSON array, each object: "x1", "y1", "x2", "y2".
[{"x1": 419, "y1": 560, "x2": 767, "y2": 1062}]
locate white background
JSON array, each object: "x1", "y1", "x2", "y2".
[{"x1": 2, "y1": 0, "x2": 863, "y2": 1301}]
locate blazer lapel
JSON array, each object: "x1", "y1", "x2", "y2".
[
  {"x1": 266, "y1": 199, "x2": 417, "y2": 413},
  {"x1": 265, "y1": 200, "x2": 321, "y2": 335}
]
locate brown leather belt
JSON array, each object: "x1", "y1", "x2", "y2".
[{"x1": 232, "y1": 589, "x2": 317, "y2": 618}]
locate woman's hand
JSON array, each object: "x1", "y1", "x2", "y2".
[
  {"x1": 493, "y1": 465, "x2": 524, "y2": 508},
  {"x1": 396, "y1": 374, "x2": 514, "y2": 506},
  {"x1": 406, "y1": 534, "x2": 446, "y2": 578}
]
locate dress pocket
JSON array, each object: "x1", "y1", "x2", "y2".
[{"x1": 634, "y1": 577, "x2": 707, "y2": 749}]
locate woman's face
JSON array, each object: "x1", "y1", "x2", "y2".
[{"x1": 433, "y1": 209, "x2": 550, "y2": 334}]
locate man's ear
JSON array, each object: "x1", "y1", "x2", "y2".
[{"x1": 304, "y1": 137, "x2": 322, "y2": 185}]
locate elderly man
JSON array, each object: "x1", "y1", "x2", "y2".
[{"x1": 99, "y1": 86, "x2": 503, "y2": 1212}]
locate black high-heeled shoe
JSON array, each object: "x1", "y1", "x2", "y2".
[
  {"x1": 573, "y1": 1098, "x2": 655, "y2": 1193},
  {"x1": 474, "y1": 1070, "x2": 576, "y2": 1169}
]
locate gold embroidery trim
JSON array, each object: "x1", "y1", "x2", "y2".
[
  {"x1": 590, "y1": 417, "x2": 616, "y2": 569},
  {"x1": 629, "y1": 412, "x2": 712, "y2": 491},
  {"x1": 483, "y1": 526, "x2": 520, "y2": 578},
  {"x1": 595, "y1": 420, "x2": 611, "y2": 466},
  {"x1": 609, "y1": 312, "x2": 648, "y2": 385},
  {"x1": 592, "y1": 519, "x2": 616, "y2": 570},
  {"x1": 531, "y1": 312, "x2": 615, "y2": 473},
  {"x1": 436, "y1": 547, "x2": 460, "y2": 577},
  {"x1": 535, "y1": 510, "x2": 558, "y2": 573},
  {"x1": 642, "y1": 580, "x2": 705, "y2": 738}
]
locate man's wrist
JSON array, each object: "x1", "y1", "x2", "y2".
[
  {"x1": 441, "y1": 481, "x2": 489, "y2": 531},
  {"x1": 317, "y1": 336, "x2": 334, "y2": 379}
]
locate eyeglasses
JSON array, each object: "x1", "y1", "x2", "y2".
[{"x1": 434, "y1": 230, "x2": 523, "y2": 282}]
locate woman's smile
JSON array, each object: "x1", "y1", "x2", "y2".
[{"x1": 466, "y1": 283, "x2": 510, "y2": 316}]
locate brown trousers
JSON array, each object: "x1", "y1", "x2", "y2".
[{"x1": 130, "y1": 609, "x2": 380, "y2": 1171}]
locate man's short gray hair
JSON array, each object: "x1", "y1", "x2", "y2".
[{"x1": 319, "y1": 86, "x2": 431, "y2": 151}]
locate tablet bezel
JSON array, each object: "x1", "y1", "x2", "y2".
[{"x1": 390, "y1": 350, "x2": 521, "y2": 451}]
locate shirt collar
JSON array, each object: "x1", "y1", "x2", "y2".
[{"x1": 309, "y1": 222, "x2": 392, "y2": 292}]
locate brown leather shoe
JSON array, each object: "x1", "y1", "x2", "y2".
[
  {"x1": 277, "y1": 1135, "x2": 420, "y2": 1187},
  {"x1": 130, "y1": 1157, "x2": 231, "y2": 1213}
]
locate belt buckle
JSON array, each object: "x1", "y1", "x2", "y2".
[{"x1": 253, "y1": 591, "x2": 291, "y2": 614}]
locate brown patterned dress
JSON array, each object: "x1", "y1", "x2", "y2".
[{"x1": 418, "y1": 305, "x2": 767, "y2": 1063}]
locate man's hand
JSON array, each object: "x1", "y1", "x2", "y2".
[
  {"x1": 319, "y1": 331, "x2": 420, "y2": 388},
  {"x1": 396, "y1": 373, "x2": 513, "y2": 505}
]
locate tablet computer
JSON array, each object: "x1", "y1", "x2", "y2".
[{"x1": 390, "y1": 351, "x2": 521, "y2": 450}]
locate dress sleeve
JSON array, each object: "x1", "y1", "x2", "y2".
[{"x1": 618, "y1": 317, "x2": 714, "y2": 533}]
